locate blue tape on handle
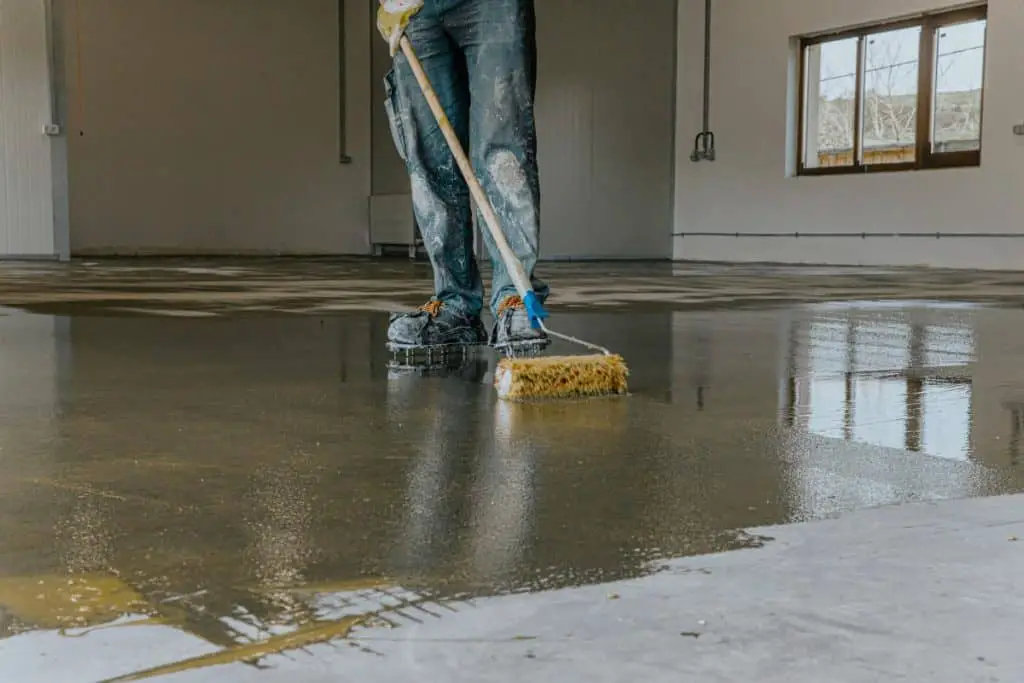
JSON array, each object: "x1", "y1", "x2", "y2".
[{"x1": 523, "y1": 291, "x2": 548, "y2": 329}]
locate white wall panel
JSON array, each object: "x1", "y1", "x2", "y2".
[
  {"x1": 0, "y1": 0, "x2": 56, "y2": 257},
  {"x1": 536, "y1": 0, "x2": 676, "y2": 260},
  {"x1": 63, "y1": 0, "x2": 372, "y2": 256}
]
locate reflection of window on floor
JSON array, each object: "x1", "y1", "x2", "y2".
[
  {"x1": 787, "y1": 313, "x2": 973, "y2": 460},
  {"x1": 1007, "y1": 406, "x2": 1024, "y2": 466},
  {"x1": 918, "y1": 379, "x2": 971, "y2": 459}
]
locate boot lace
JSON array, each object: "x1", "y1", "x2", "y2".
[
  {"x1": 496, "y1": 295, "x2": 524, "y2": 315},
  {"x1": 419, "y1": 300, "x2": 444, "y2": 317}
]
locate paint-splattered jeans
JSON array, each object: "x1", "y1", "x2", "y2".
[{"x1": 383, "y1": 0, "x2": 549, "y2": 318}]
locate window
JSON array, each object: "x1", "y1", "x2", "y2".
[{"x1": 798, "y1": 5, "x2": 987, "y2": 175}]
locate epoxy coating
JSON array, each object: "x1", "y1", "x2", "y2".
[{"x1": 4, "y1": 259, "x2": 1024, "y2": 680}]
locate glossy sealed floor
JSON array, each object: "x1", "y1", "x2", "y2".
[{"x1": 3, "y1": 259, "x2": 1024, "y2": 681}]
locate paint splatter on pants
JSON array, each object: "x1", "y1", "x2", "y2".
[{"x1": 383, "y1": 0, "x2": 549, "y2": 318}]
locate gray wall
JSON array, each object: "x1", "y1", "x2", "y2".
[
  {"x1": 59, "y1": 0, "x2": 675, "y2": 258},
  {"x1": 370, "y1": 0, "x2": 679, "y2": 260},
  {"x1": 61, "y1": 0, "x2": 373, "y2": 256},
  {"x1": 370, "y1": 16, "x2": 408, "y2": 198},
  {"x1": 0, "y1": 0, "x2": 57, "y2": 257},
  {"x1": 534, "y1": 0, "x2": 676, "y2": 260}
]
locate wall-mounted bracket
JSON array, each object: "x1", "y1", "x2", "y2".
[{"x1": 691, "y1": 131, "x2": 715, "y2": 162}]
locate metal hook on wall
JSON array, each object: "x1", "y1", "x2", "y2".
[
  {"x1": 691, "y1": 131, "x2": 715, "y2": 162},
  {"x1": 690, "y1": 0, "x2": 715, "y2": 162}
]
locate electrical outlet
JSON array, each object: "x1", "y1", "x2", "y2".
[
  {"x1": 1014, "y1": 123, "x2": 1024, "y2": 136},
  {"x1": 42, "y1": 123, "x2": 62, "y2": 137}
]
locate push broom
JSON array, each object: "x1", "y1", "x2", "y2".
[{"x1": 398, "y1": 36, "x2": 628, "y2": 401}]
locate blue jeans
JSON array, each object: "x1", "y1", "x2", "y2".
[{"x1": 383, "y1": 0, "x2": 549, "y2": 318}]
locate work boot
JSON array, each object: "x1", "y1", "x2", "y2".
[
  {"x1": 490, "y1": 295, "x2": 550, "y2": 355},
  {"x1": 386, "y1": 299, "x2": 488, "y2": 351}
]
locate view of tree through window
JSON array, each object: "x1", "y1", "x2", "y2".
[
  {"x1": 799, "y1": 6, "x2": 987, "y2": 174},
  {"x1": 933, "y1": 19, "x2": 987, "y2": 153},
  {"x1": 803, "y1": 37, "x2": 857, "y2": 166},
  {"x1": 862, "y1": 26, "x2": 922, "y2": 163}
]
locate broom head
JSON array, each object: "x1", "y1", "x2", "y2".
[{"x1": 494, "y1": 353, "x2": 629, "y2": 401}]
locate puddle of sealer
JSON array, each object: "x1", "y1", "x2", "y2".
[{"x1": 3, "y1": 301, "x2": 1024, "y2": 675}]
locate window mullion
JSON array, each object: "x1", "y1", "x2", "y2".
[
  {"x1": 916, "y1": 19, "x2": 936, "y2": 168},
  {"x1": 853, "y1": 35, "x2": 864, "y2": 167}
]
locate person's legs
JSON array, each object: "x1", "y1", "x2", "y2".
[
  {"x1": 444, "y1": 0, "x2": 550, "y2": 353},
  {"x1": 384, "y1": 3, "x2": 486, "y2": 349}
]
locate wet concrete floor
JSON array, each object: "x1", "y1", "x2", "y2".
[{"x1": 4, "y1": 260, "x2": 1024, "y2": 679}]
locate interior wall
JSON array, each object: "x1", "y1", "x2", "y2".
[
  {"x1": 62, "y1": 0, "x2": 372, "y2": 256},
  {"x1": 60, "y1": 0, "x2": 676, "y2": 259},
  {"x1": 370, "y1": 22, "x2": 407, "y2": 198},
  {"x1": 674, "y1": 0, "x2": 1024, "y2": 269},
  {"x1": 369, "y1": 0, "x2": 679, "y2": 261},
  {"x1": 535, "y1": 0, "x2": 676, "y2": 260},
  {"x1": 0, "y1": 0, "x2": 57, "y2": 257},
  {"x1": 368, "y1": 8, "x2": 415, "y2": 251}
]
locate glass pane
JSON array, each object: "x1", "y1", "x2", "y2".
[
  {"x1": 862, "y1": 26, "x2": 921, "y2": 165},
  {"x1": 932, "y1": 19, "x2": 986, "y2": 153},
  {"x1": 802, "y1": 37, "x2": 858, "y2": 169}
]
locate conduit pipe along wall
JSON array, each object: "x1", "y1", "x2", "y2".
[{"x1": 690, "y1": 0, "x2": 714, "y2": 162}]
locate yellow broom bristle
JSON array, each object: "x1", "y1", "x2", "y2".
[{"x1": 494, "y1": 354, "x2": 629, "y2": 401}]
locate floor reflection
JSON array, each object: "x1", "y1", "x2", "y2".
[
  {"x1": 4, "y1": 303, "x2": 1024, "y2": 675},
  {"x1": 784, "y1": 303, "x2": 975, "y2": 461}
]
